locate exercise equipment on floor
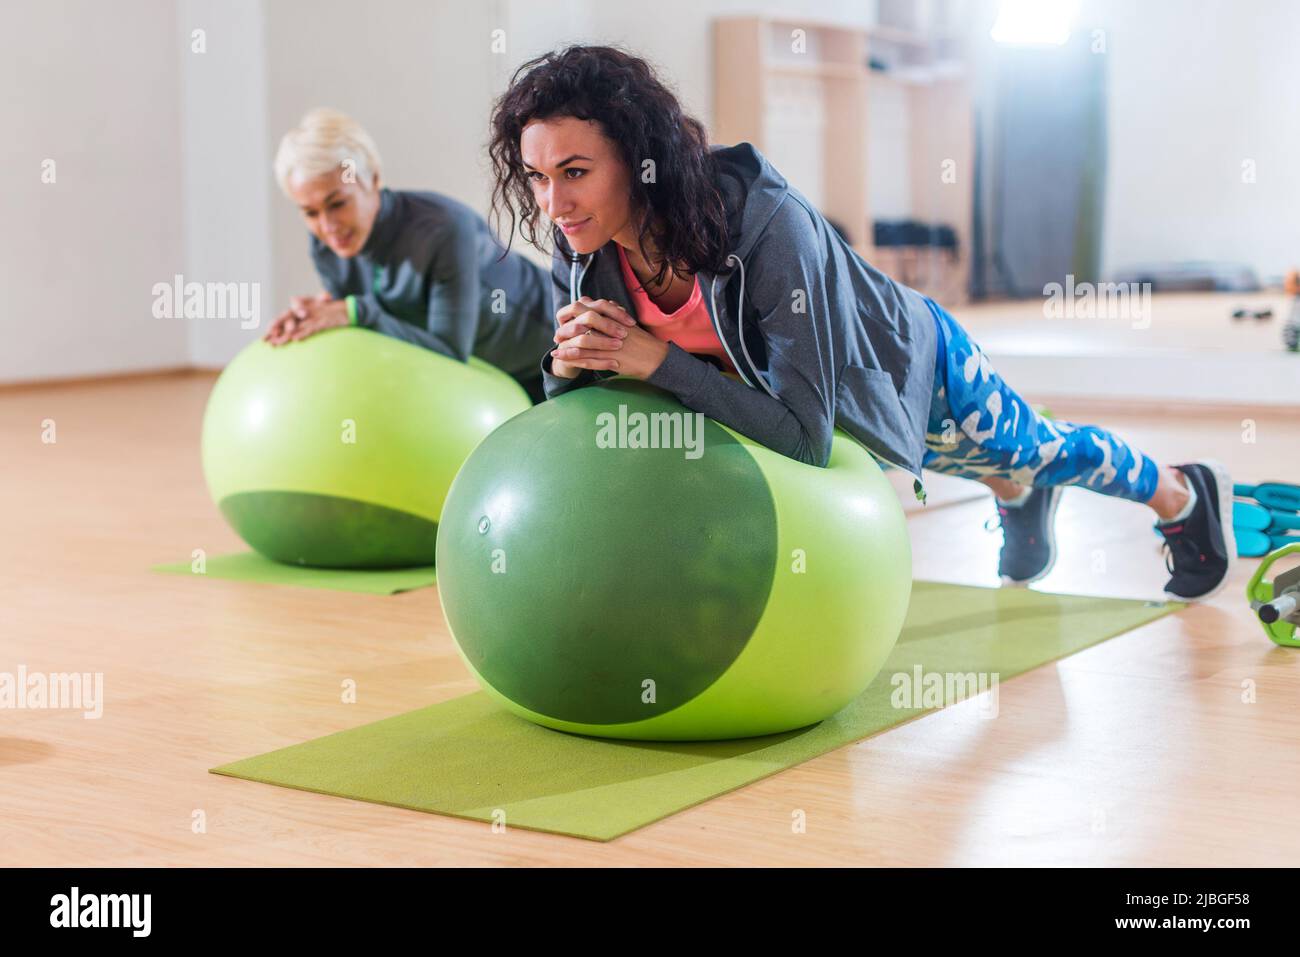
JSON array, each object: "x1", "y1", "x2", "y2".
[
  {"x1": 1247, "y1": 544, "x2": 1300, "y2": 647},
  {"x1": 1158, "y1": 481, "x2": 1300, "y2": 558},
  {"x1": 1237, "y1": 481, "x2": 1300, "y2": 511},
  {"x1": 1232, "y1": 482, "x2": 1300, "y2": 557},
  {"x1": 1226, "y1": 269, "x2": 1300, "y2": 349},
  {"x1": 1233, "y1": 500, "x2": 1273, "y2": 558},
  {"x1": 435, "y1": 377, "x2": 913, "y2": 741},
  {"x1": 202, "y1": 328, "x2": 530, "y2": 568}
]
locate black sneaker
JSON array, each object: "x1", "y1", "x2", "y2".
[
  {"x1": 1157, "y1": 461, "x2": 1235, "y2": 601},
  {"x1": 987, "y1": 485, "x2": 1064, "y2": 585}
]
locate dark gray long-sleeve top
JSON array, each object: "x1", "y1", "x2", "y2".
[{"x1": 310, "y1": 188, "x2": 555, "y2": 378}]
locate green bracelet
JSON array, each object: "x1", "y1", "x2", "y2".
[{"x1": 345, "y1": 295, "x2": 359, "y2": 326}]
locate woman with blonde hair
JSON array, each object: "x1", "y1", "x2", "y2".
[{"x1": 267, "y1": 108, "x2": 555, "y2": 402}]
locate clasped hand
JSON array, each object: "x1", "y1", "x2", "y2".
[
  {"x1": 550, "y1": 297, "x2": 668, "y2": 379},
  {"x1": 264, "y1": 292, "x2": 350, "y2": 346}
]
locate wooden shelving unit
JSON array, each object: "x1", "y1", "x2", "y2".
[{"x1": 713, "y1": 12, "x2": 973, "y2": 305}]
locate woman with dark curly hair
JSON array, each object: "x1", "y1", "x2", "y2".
[{"x1": 487, "y1": 45, "x2": 1234, "y2": 601}]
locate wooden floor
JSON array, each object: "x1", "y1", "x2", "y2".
[{"x1": 3, "y1": 368, "x2": 1299, "y2": 866}]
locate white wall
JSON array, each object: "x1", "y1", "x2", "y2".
[
  {"x1": 0, "y1": 0, "x2": 186, "y2": 384},
  {"x1": 242, "y1": 0, "x2": 885, "y2": 371},
  {"x1": 867, "y1": 80, "x2": 913, "y2": 221},
  {"x1": 260, "y1": 0, "x2": 513, "y2": 345},
  {"x1": 1094, "y1": 0, "x2": 1300, "y2": 282},
  {"x1": 179, "y1": 0, "x2": 275, "y2": 369},
  {"x1": 10, "y1": 0, "x2": 1299, "y2": 382}
]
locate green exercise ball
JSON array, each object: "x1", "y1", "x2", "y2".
[
  {"x1": 435, "y1": 377, "x2": 912, "y2": 740},
  {"x1": 202, "y1": 327, "x2": 530, "y2": 568}
]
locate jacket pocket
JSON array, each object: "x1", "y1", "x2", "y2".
[{"x1": 835, "y1": 363, "x2": 914, "y2": 471}]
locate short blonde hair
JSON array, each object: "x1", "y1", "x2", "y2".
[{"x1": 274, "y1": 108, "x2": 383, "y2": 195}]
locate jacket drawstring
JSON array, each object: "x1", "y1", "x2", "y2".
[
  {"x1": 710, "y1": 251, "x2": 928, "y2": 504},
  {"x1": 567, "y1": 254, "x2": 593, "y2": 312},
  {"x1": 708, "y1": 254, "x2": 775, "y2": 399}
]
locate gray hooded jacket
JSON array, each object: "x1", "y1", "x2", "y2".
[{"x1": 539, "y1": 143, "x2": 939, "y2": 503}]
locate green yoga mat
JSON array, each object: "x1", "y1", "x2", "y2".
[
  {"x1": 212, "y1": 581, "x2": 1181, "y2": 840},
  {"x1": 153, "y1": 551, "x2": 436, "y2": 595}
]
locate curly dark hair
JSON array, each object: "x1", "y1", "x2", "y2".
[{"x1": 488, "y1": 45, "x2": 730, "y2": 287}]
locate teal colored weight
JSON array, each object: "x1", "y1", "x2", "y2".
[
  {"x1": 1235, "y1": 482, "x2": 1300, "y2": 512},
  {"x1": 1237, "y1": 529, "x2": 1273, "y2": 558},
  {"x1": 1267, "y1": 510, "x2": 1300, "y2": 533},
  {"x1": 1234, "y1": 501, "x2": 1271, "y2": 531}
]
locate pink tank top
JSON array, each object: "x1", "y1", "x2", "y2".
[{"x1": 616, "y1": 245, "x2": 736, "y2": 373}]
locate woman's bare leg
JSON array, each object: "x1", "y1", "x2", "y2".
[
  {"x1": 979, "y1": 466, "x2": 1191, "y2": 521},
  {"x1": 980, "y1": 476, "x2": 1027, "y2": 502},
  {"x1": 1143, "y1": 465, "x2": 1193, "y2": 521}
]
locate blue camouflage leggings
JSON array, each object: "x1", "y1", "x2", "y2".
[{"x1": 920, "y1": 299, "x2": 1160, "y2": 504}]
